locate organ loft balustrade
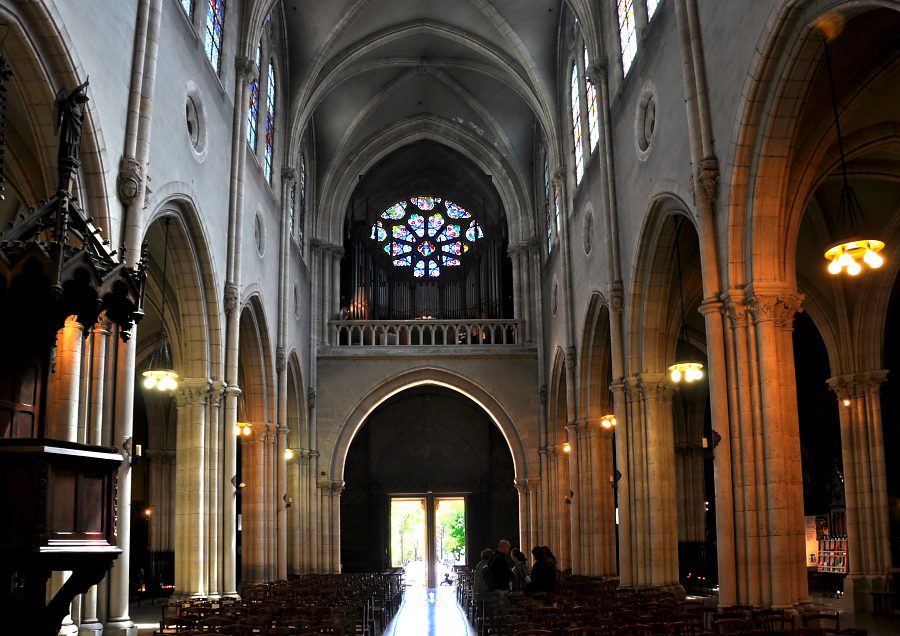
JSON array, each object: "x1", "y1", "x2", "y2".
[{"x1": 329, "y1": 318, "x2": 525, "y2": 347}]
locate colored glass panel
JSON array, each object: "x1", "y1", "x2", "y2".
[
  {"x1": 181, "y1": 0, "x2": 193, "y2": 17},
  {"x1": 393, "y1": 256, "x2": 412, "y2": 267},
  {"x1": 647, "y1": 0, "x2": 659, "y2": 20},
  {"x1": 204, "y1": 0, "x2": 225, "y2": 74},
  {"x1": 408, "y1": 213, "x2": 425, "y2": 237},
  {"x1": 442, "y1": 257, "x2": 461, "y2": 266},
  {"x1": 264, "y1": 60, "x2": 275, "y2": 183},
  {"x1": 466, "y1": 221, "x2": 483, "y2": 242},
  {"x1": 544, "y1": 151, "x2": 552, "y2": 253},
  {"x1": 414, "y1": 261, "x2": 425, "y2": 278},
  {"x1": 428, "y1": 260, "x2": 440, "y2": 277},
  {"x1": 298, "y1": 155, "x2": 306, "y2": 252},
  {"x1": 585, "y1": 46, "x2": 599, "y2": 152},
  {"x1": 381, "y1": 202, "x2": 407, "y2": 220},
  {"x1": 371, "y1": 222, "x2": 387, "y2": 242},
  {"x1": 411, "y1": 196, "x2": 440, "y2": 210},
  {"x1": 617, "y1": 0, "x2": 637, "y2": 75},
  {"x1": 444, "y1": 200, "x2": 471, "y2": 219},
  {"x1": 441, "y1": 242, "x2": 464, "y2": 256},
  {"x1": 571, "y1": 63, "x2": 584, "y2": 184},
  {"x1": 384, "y1": 242, "x2": 411, "y2": 257},
  {"x1": 247, "y1": 43, "x2": 261, "y2": 150},
  {"x1": 437, "y1": 225, "x2": 461, "y2": 243},
  {"x1": 427, "y1": 213, "x2": 444, "y2": 237},
  {"x1": 392, "y1": 225, "x2": 412, "y2": 242},
  {"x1": 418, "y1": 241, "x2": 436, "y2": 257}
]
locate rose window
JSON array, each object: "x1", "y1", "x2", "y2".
[{"x1": 370, "y1": 196, "x2": 484, "y2": 278}]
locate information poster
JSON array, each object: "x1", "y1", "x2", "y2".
[{"x1": 804, "y1": 515, "x2": 818, "y2": 567}]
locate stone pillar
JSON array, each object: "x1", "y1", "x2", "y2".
[
  {"x1": 46, "y1": 316, "x2": 84, "y2": 441},
  {"x1": 221, "y1": 385, "x2": 241, "y2": 597},
  {"x1": 241, "y1": 422, "x2": 268, "y2": 583},
  {"x1": 173, "y1": 379, "x2": 211, "y2": 597},
  {"x1": 565, "y1": 420, "x2": 581, "y2": 573},
  {"x1": 827, "y1": 370, "x2": 891, "y2": 612},
  {"x1": 514, "y1": 479, "x2": 533, "y2": 553},
  {"x1": 620, "y1": 374, "x2": 680, "y2": 590},
  {"x1": 206, "y1": 381, "x2": 226, "y2": 597},
  {"x1": 587, "y1": 424, "x2": 617, "y2": 576},
  {"x1": 105, "y1": 333, "x2": 139, "y2": 635},
  {"x1": 276, "y1": 424, "x2": 289, "y2": 580}
]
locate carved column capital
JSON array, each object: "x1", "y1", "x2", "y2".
[
  {"x1": 223, "y1": 384, "x2": 243, "y2": 400},
  {"x1": 747, "y1": 291, "x2": 803, "y2": 328},
  {"x1": 224, "y1": 282, "x2": 239, "y2": 315},
  {"x1": 610, "y1": 281, "x2": 625, "y2": 313},
  {"x1": 235, "y1": 56, "x2": 257, "y2": 84},
  {"x1": 513, "y1": 479, "x2": 529, "y2": 495},
  {"x1": 208, "y1": 379, "x2": 227, "y2": 405},
  {"x1": 565, "y1": 346, "x2": 577, "y2": 372},
  {"x1": 551, "y1": 166, "x2": 567, "y2": 186},
  {"x1": 281, "y1": 166, "x2": 298, "y2": 183},
  {"x1": 585, "y1": 60, "x2": 607, "y2": 85},
  {"x1": 116, "y1": 157, "x2": 144, "y2": 207},
  {"x1": 173, "y1": 378, "x2": 213, "y2": 407},
  {"x1": 697, "y1": 155, "x2": 720, "y2": 206},
  {"x1": 637, "y1": 372, "x2": 673, "y2": 401},
  {"x1": 623, "y1": 375, "x2": 642, "y2": 402},
  {"x1": 275, "y1": 346, "x2": 286, "y2": 373},
  {"x1": 722, "y1": 293, "x2": 749, "y2": 328}
]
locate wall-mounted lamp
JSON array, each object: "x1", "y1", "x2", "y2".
[
  {"x1": 235, "y1": 421, "x2": 252, "y2": 437},
  {"x1": 142, "y1": 218, "x2": 180, "y2": 392},
  {"x1": 842, "y1": 398, "x2": 851, "y2": 407},
  {"x1": 284, "y1": 448, "x2": 295, "y2": 461},
  {"x1": 231, "y1": 475, "x2": 246, "y2": 489},
  {"x1": 283, "y1": 494, "x2": 292, "y2": 508},
  {"x1": 562, "y1": 441, "x2": 572, "y2": 454},
  {"x1": 144, "y1": 507, "x2": 152, "y2": 518}
]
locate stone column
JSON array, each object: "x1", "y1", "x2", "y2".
[
  {"x1": 587, "y1": 423, "x2": 617, "y2": 576},
  {"x1": 205, "y1": 381, "x2": 225, "y2": 597},
  {"x1": 173, "y1": 379, "x2": 211, "y2": 597},
  {"x1": 46, "y1": 316, "x2": 84, "y2": 440},
  {"x1": 746, "y1": 290, "x2": 807, "y2": 609},
  {"x1": 565, "y1": 420, "x2": 581, "y2": 572},
  {"x1": 827, "y1": 370, "x2": 891, "y2": 612},
  {"x1": 276, "y1": 423, "x2": 289, "y2": 580},
  {"x1": 221, "y1": 385, "x2": 241, "y2": 597},
  {"x1": 620, "y1": 374, "x2": 680, "y2": 590},
  {"x1": 241, "y1": 422, "x2": 268, "y2": 583},
  {"x1": 514, "y1": 479, "x2": 532, "y2": 553},
  {"x1": 105, "y1": 334, "x2": 139, "y2": 635}
]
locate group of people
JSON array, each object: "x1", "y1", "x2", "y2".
[{"x1": 473, "y1": 539, "x2": 557, "y2": 595}]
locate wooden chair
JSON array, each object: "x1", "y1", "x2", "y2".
[
  {"x1": 616, "y1": 624, "x2": 655, "y2": 636},
  {"x1": 753, "y1": 612, "x2": 793, "y2": 634},
  {"x1": 563, "y1": 628, "x2": 613, "y2": 635},
  {"x1": 712, "y1": 617, "x2": 751, "y2": 634},
  {"x1": 510, "y1": 630, "x2": 552, "y2": 636},
  {"x1": 801, "y1": 611, "x2": 839, "y2": 633}
]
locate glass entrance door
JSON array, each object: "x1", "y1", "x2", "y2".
[{"x1": 391, "y1": 495, "x2": 466, "y2": 589}]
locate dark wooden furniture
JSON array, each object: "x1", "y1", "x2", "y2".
[{"x1": 0, "y1": 439, "x2": 122, "y2": 635}]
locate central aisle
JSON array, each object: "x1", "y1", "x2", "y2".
[{"x1": 383, "y1": 586, "x2": 476, "y2": 636}]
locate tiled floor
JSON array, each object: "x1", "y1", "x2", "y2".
[{"x1": 383, "y1": 586, "x2": 476, "y2": 636}]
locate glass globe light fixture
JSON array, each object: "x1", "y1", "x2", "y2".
[
  {"x1": 142, "y1": 218, "x2": 179, "y2": 392},
  {"x1": 600, "y1": 414, "x2": 617, "y2": 429}
]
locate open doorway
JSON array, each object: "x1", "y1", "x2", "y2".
[{"x1": 390, "y1": 495, "x2": 466, "y2": 589}]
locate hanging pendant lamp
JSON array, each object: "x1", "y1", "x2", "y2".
[
  {"x1": 142, "y1": 218, "x2": 179, "y2": 392},
  {"x1": 668, "y1": 217, "x2": 704, "y2": 384},
  {"x1": 821, "y1": 36, "x2": 885, "y2": 276}
]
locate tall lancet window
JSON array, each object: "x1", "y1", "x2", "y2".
[
  {"x1": 647, "y1": 0, "x2": 660, "y2": 20},
  {"x1": 571, "y1": 63, "x2": 584, "y2": 184},
  {"x1": 264, "y1": 60, "x2": 276, "y2": 183},
  {"x1": 584, "y1": 46, "x2": 599, "y2": 152},
  {"x1": 297, "y1": 154, "x2": 306, "y2": 253},
  {"x1": 544, "y1": 152, "x2": 552, "y2": 254},
  {"x1": 204, "y1": 0, "x2": 225, "y2": 74},
  {"x1": 247, "y1": 42, "x2": 261, "y2": 150},
  {"x1": 617, "y1": 0, "x2": 637, "y2": 75},
  {"x1": 181, "y1": 0, "x2": 193, "y2": 17}
]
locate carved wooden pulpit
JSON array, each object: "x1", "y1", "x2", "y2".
[{"x1": 0, "y1": 440, "x2": 122, "y2": 635}]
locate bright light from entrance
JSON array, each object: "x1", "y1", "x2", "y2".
[{"x1": 391, "y1": 496, "x2": 465, "y2": 588}]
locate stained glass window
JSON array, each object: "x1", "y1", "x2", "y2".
[
  {"x1": 298, "y1": 155, "x2": 306, "y2": 252},
  {"x1": 181, "y1": 0, "x2": 193, "y2": 17},
  {"x1": 617, "y1": 0, "x2": 637, "y2": 75},
  {"x1": 264, "y1": 60, "x2": 276, "y2": 183},
  {"x1": 554, "y1": 184, "x2": 561, "y2": 243},
  {"x1": 444, "y1": 200, "x2": 471, "y2": 219},
  {"x1": 382, "y1": 202, "x2": 407, "y2": 219},
  {"x1": 289, "y1": 180, "x2": 296, "y2": 238},
  {"x1": 410, "y1": 196, "x2": 440, "y2": 210},
  {"x1": 571, "y1": 63, "x2": 584, "y2": 184},
  {"x1": 647, "y1": 0, "x2": 659, "y2": 20},
  {"x1": 204, "y1": 0, "x2": 225, "y2": 74},
  {"x1": 544, "y1": 151, "x2": 552, "y2": 253},
  {"x1": 247, "y1": 42, "x2": 261, "y2": 150},
  {"x1": 371, "y1": 196, "x2": 484, "y2": 278},
  {"x1": 584, "y1": 46, "x2": 599, "y2": 152}
]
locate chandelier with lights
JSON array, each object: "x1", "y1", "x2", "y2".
[
  {"x1": 668, "y1": 217, "x2": 704, "y2": 384},
  {"x1": 821, "y1": 35, "x2": 885, "y2": 276},
  {"x1": 142, "y1": 218, "x2": 179, "y2": 392}
]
